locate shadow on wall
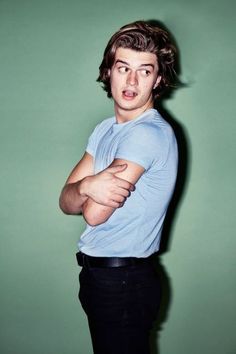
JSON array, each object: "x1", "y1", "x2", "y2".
[{"x1": 147, "y1": 19, "x2": 191, "y2": 354}]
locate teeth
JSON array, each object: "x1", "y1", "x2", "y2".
[{"x1": 123, "y1": 90, "x2": 136, "y2": 97}]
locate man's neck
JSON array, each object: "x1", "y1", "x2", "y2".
[{"x1": 114, "y1": 102, "x2": 154, "y2": 124}]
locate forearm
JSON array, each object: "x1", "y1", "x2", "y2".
[
  {"x1": 81, "y1": 159, "x2": 144, "y2": 226},
  {"x1": 82, "y1": 197, "x2": 115, "y2": 226},
  {"x1": 59, "y1": 178, "x2": 89, "y2": 215},
  {"x1": 59, "y1": 159, "x2": 135, "y2": 219}
]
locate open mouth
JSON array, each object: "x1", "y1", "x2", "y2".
[{"x1": 122, "y1": 90, "x2": 138, "y2": 99}]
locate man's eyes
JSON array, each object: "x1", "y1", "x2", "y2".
[
  {"x1": 117, "y1": 67, "x2": 152, "y2": 76},
  {"x1": 139, "y1": 69, "x2": 151, "y2": 77},
  {"x1": 118, "y1": 66, "x2": 129, "y2": 73}
]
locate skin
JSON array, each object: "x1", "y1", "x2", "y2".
[
  {"x1": 59, "y1": 154, "x2": 134, "y2": 215},
  {"x1": 109, "y1": 47, "x2": 161, "y2": 123},
  {"x1": 59, "y1": 48, "x2": 161, "y2": 226}
]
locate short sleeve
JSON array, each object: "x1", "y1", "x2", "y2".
[
  {"x1": 85, "y1": 118, "x2": 114, "y2": 157},
  {"x1": 85, "y1": 127, "x2": 98, "y2": 157},
  {"x1": 115, "y1": 123, "x2": 168, "y2": 170}
]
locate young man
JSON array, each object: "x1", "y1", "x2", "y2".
[{"x1": 59, "y1": 21, "x2": 178, "y2": 354}]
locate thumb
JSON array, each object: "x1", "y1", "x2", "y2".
[{"x1": 107, "y1": 164, "x2": 127, "y2": 174}]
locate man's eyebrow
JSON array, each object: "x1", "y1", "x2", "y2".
[
  {"x1": 140, "y1": 63, "x2": 155, "y2": 69},
  {"x1": 115, "y1": 59, "x2": 129, "y2": 65},
  {"x1": 114, "y1": 59, "x2": 154, "y2": 69}
]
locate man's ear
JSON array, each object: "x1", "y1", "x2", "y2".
[
  {"x1": 153, "y1": 76, "x2": 162, "y2": 89},
  {"x1": 107, "y1": 69, "x2": 111, "y2": 78}
]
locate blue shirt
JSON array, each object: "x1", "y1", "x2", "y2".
[{"x1": 78, "y1": 109, "x2": 178, "y2": 257}]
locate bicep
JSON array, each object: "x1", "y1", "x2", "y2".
[
  {"x1": 65, "y1": 152, "x2": 94, "y2": 184},
  {"x1": 110, "y1": 158, "x2": 145, "y2": 184}
]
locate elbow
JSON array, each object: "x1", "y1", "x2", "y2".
[
  {"x1": 59, "y1": 204, "x2": 81, "y2": 215},
  {"x1": 59, "y1": 195, "x2": 67, "y2": 214},
  {"x1": 82, "y1": 199, "x2": 113, "y2": 226},
  {"x1": 59, "y1": 194, "x2": 81, "y2": 215},
  {"x1": 59, "y1": 197, "x2": 71, "y2": 215},
  {"x1": 59, "y1": 192, "x2": 70, "y2": 214},
  {"x1": 83, "y1": 213, "x2": 106, "y2": 227},
  {"x1": 59, "y1": 187, "x2": 70, "y2": 214},
  {"x1": 59, "y1": 205, "x2": 71, "y2": 215},
  {"x1": 84, "y1": 218, "x2": 100, "y2": 227},
  {"x1": 83, "y1": 208, "x2": 108, "y2": 227}
]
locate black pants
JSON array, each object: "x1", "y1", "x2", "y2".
[{"x1": 78, "y1": 263, "x2": 161, "y2": 354}]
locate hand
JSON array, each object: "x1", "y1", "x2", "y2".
[{"x1": 82, "y1": 164, "x2": 135, "y2": 208}]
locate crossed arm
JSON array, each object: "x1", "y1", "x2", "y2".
[{"x1": 59, "y1": 152, "x2": 145, "y2": 226}]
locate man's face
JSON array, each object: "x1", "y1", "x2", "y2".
[{"x1": 109, "y1": 47, "x2": 161, "y2": 121}]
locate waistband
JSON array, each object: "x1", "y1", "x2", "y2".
[{"x1": 76, "y1": 252, "x2": 153, "y2": 268}]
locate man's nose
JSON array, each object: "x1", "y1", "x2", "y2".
[{"x1": 127, "y1": 70, "x2": 138, "y2": 86}]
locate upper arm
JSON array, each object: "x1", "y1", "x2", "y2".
[
  {"x1": 65, "y1": 152, "x2": 94, "y2": 185},
  {"x1": 115, "y1": 123, "x2": 166, "y2": 169},
  {"x1": 82, "y1": 158, "x2": 145, "y2": 226},
  {"x1": 110, "y1": 158, "x2": 145, "y2": 184}
]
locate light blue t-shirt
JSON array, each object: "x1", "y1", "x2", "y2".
[{"x1": 78, "y1": 108, "x2": 178, "y2": 258}]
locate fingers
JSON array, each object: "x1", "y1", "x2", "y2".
[
  {"x1": 103, "y1": 199, "x2": 122, "y2": 208},
  {"x1": 116, "y1": 178, "x2": 135, "y2": 192},
  {"x1": 99, "y1": 189, "x2": 131, "y2": 208},
  {"x1": 115, "y1": 187, "x2": 132, "y2": 198},
  {"x1": 105, "y1": 164, "x2": 135, "y2": 191},
  {"x1": 105, "y1": 197, "x2": 127, "y2": 209},
  {"x1": 112, "y1": 193, "x2": 127, "y2": 204},
  {"x1": 88, "y1": 165, "x2": 135, "y2": 207}
]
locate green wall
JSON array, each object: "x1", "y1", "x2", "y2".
[{"x1": 0, "y1": 0, "x2": 235, "y2": 353}]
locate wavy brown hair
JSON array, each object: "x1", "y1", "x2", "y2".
[{"x1": 97, "y1": 20, "x2": 178, "y2": 99}]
